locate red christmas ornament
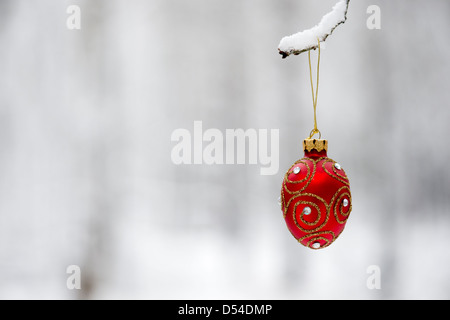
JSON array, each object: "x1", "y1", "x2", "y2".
[{"x1": 280, "y1": 139, "x2": 352, "y2": 249}]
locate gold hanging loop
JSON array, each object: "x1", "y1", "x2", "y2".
[{"x1": 309, "y1": 128, "x2": 321, "y2": 139}]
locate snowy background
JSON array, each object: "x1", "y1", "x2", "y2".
[{"x1": 1, "y1": 0, "x2": 450, "y2": 299}]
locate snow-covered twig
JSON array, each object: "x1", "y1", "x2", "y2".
[{"x1": 278, "y1": 0, "x2": 350, "y2": 59}]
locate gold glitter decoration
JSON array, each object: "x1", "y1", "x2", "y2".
[
  {"x1": 322, "y1": 159, "x2": 350, "y2": 186},
  {"x1": 298, "y1": 231, "x2": 336, "y2": 250},
  {"x1": 291, "y1": 194, "x2": 329, "y2": 233},
  {"x1": 285, "y1": 159, "x2": 312, "y2": 185},
  {"x1": 294, "y1": 201, "x2": 321, "y2": 227},
  {"x1": 330, "y1": 187, "x2": 352, "y2": 224}
]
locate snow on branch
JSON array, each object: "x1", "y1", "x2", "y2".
[{"x1": 278, "y1": 0, "x2": 350, "y2": 59}]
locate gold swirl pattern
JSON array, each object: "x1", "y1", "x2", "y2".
[
  {"x1": 294, "y1": 200, "x2": 321, "y2": 227},
  {"x1": 282, "y1": 157, "x2": 329, "y2": 196},
  {"x1": 321, "y1": 159, "x2": 350, "y2": 186},
  {"x1": 285, "y1": 159, "x2": 312, "y2": 185},
  {"x1": 282, "y1": 159, "x2": 315, "y2": 197},
  {"x1": 330, "y1": 186, "x2": 352, "y2": 224},
  {"x1": 290, "y1": 193, "x2": 328, "y2": 233},
  {"x1": 298, "y1": 231, "x2": 336, "y2": 250}
]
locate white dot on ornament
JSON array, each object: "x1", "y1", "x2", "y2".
[
  {"x1": 293, "y1": 167, "x2": 301, "y2": 174},
  {"x1": 334, "y1": 163, "x2": 342, "y2": 170},
  {"x1": 343, "y1": 199, "x2": 349, "y2": 207},
  {"x1": 302, "y1": 207, "x2": 311, "y2": 215},
  {"x1": 312, "y1": 242, "x2": 321, "y2": 249},
  {"x1": 277, "y1": 196, "x2": 281, "y2": 206}
]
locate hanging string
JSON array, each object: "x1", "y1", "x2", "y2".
[{"x1": 308, "y1": 38, "x2": 321, "y2": 139}]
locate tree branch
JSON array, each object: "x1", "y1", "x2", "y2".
[{"x1": 278, "y1": 0, "x2": 350, "y2": 59}]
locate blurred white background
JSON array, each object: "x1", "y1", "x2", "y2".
[{"x1": 0, "y1": 0, "x2": 450, "y2": 299}]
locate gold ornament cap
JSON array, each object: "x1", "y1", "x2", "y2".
[{"x1": 303, "y1": 139, "x2": 328, "y2": 153}]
